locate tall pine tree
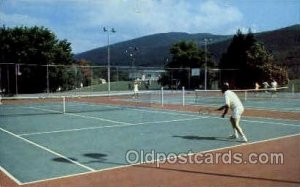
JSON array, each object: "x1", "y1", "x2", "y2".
[{"x1": 219, "y1": 29, "x2": 288, "y2": 88}]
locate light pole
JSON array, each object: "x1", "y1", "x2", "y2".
[
  {"x1": 204, "y1": 38, "x2": 212, "y2": 90},
  {"x1": 103, "y1": 27, "x2": 116, "y2": 95},
  {"x1": 46, "y1": 64, "x2": 49, "y2": 93},
  {"x1": 15, "y1": 64, "x2": 22, "y2": 95},
  {"x1": 125, "y1": 46, "x2": 138, "y2": 80}
]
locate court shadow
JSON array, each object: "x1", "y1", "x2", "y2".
[
  {"x1": 52, "y1": 153, "x2": 108, "y2": 165},
  {"x1": 83, "y1": 153, "x2": 108, "y2": 163},
  {"x1": 52, "y1": 157, "x2": 78, "y2": 164},
  {"x1": 173, "y1": 135, "x2": 236, "y2": 142}
]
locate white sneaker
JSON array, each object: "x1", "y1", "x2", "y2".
[
  {"x1": 228, "y1": 134, "x2": 239, "y2": 139},
  {"x1": 241, "y1": 136, "x2": 248, "y2": 142}
]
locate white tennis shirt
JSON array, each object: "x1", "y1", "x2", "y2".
[
  {"x1": 224, "y1": 90, "x2": 244, "y2": 111},
  {"x1": 134, "y1": 83, "x2": 139, "y2": 92}
]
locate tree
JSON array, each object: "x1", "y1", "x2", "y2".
[
  {"x1": 219, "y1": 29, "x2": 256, "y2": 88},
  {"x1": 219, "y1": 29, "x2": 288, "y2": 88},
  {"x1": 0, "y1": 26, "x2": 74, "y2": 94},
  {"x1": 158, "y1": 40, "x2": 215, "y2": 89},
  {"x1": 246, "y1": 42, "x2": 288, "y2": 85}
]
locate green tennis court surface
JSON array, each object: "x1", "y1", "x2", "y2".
[{"x1": 1, "y1": 101, "x2": 300, "y2": 185}]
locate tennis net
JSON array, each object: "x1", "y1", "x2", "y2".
[
  {"x1": 0, "y1": 90, "x2": 167, "y2": 116},
  {"x1": 1, "y1": 87, "x2": 297, "y2": 116},
  {"x1": 0, "y1": 94, "x2": 128, "y2": 116},
  {"x1": 194, "y1": 87, "x2": 294, "y2": 103}
]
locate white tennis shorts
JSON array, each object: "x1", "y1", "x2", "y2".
[{"x1": 232, "y1": 107, "x2": 244, "y2": 119}]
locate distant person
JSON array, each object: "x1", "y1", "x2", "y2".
[
  {"x1": 271, "y1": 79, "x2": 278, "y2": 96},
  {"x1": 217, "y1": 82, "x2": 248, "y2": 142},
  {"x1": 262, "y1": 81, "x2": 270, "y2": 93},
  {"x1": 133, "y1": 80, "x2": 139, "y2": 98},
  {"x1": 271, "y1": 79, "x2": 278, "y2": 91},
  {"x1": 262, "y1": 81, "x2": 269, "y2": 89},
  {"x1": 255, "y1": 82, "x2": 260, "y2": 90},
  {"x1": 254, "y1": 82, "x2": 260, "y2": 96}
]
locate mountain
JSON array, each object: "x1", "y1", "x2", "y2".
[
  {"x1": 74, "y1": 33, "x2": 231, "y2": 67},
  {"x1": 74, "y1": 24, "x2": 300, "y2": 78}
]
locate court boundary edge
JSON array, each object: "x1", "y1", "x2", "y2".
[{"x1": 16, "y1": 133, "x2": 300, "y2": 186}]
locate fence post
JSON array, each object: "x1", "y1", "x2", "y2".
[
  {"x1": 15, "y1": 64, "x2": 18, "y2": 95},
  {"x1": 46, "y1": 64, "x2": 49, "y2": 94},
  {"x1": 62, "y1": 96, "x2": 66, "y2": 114},
  {"x1": 161, "y1": 87, "x2": 164, "y2": 107},
  {"x1": 182, "y1": 86, "x2": 185, "y2": 106}
]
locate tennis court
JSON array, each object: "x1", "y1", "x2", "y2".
[{"x1": 0, "y1": 92, "x2": 300, "y2": 186}]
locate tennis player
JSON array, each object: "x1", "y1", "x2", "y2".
[
  {"x1": 255, "y1": 82, "x2": 260, "y2": 90},
  {"x1": 133, "y1": 80, "x2": 139, "y2": 98},
  {"x1": 271, "y1": 79, "x2": 278, "y2": 94},
  {"x1": 217, "y1": 83, "x2": 248, "y2": 142}
]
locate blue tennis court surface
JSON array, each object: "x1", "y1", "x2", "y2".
[{"x1": 1, "y1": 102, "x2": 300, "y2": 184}]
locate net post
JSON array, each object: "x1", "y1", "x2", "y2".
[
  {"x1": 244, "y1": 90, "x2": 247, "y2": 101},
  {"x1": 182, "y1": 86, "x2": 185, "y2": 106},
  {"x1": 62, "y1": 96, "x2": 66, "y2": 114},
  {"x1": 161, "y1": 87, "x2": 164, "y2": 107}
]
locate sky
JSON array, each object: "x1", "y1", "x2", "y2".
[{"x1": 1, "y1": 0, "x2": 299, "y2": 53}]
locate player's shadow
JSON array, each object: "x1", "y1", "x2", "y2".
[
  {"x1": 52, "y1": 157, "x2": 79, "y2": 163},
  {"x1": 52, "y1": 153, "x2": 108, "y2": 164},
  {"x1": 173, "y1": 135, "x2": 236, "y2": 142},
  {"x1": 83, "y1": 153, "x2": 108, "y2": 164}
]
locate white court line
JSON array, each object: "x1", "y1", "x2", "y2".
[
  {"x1": 18, "y1": 126, "x2": 117, "y2": 136},
  {"x1": 3, "y1": 102, "x2": 299, "y2": 184},
  {"x1": 125, "y1": 105, "x2": 300, "y2": 125},
  {"x1": 19, "y1": 117, "x2": 205, "y2": 136},
  {"x1": 19, "y1": 114, "x2": 300, "y2": 137},
  {"x1": 25, "y1": 105, "x2": 133, "y2": 126},
  {"x1": 18, "y1": 103, "x2": 300, "y2": 136},
  {"x1": 20, "y1": 99, "x2": 300, "y2": 123},
  {"x1": 122, "y1": 106, "x2": 300, "y2": 127},
  {"x1": 193, "y1": 102, "x2": 300, "y2": 113},
  {"x1": 74, "y1": 101, "x2": 300, "y2": 122},
  {"x1": 6, "y1": 102, "x2": 299, "y2": 136},
  {"x1": 0, "y1": 166, "x2": 22, "y2": 185},
  {"x1": 241, "y1": 119, "x2": 300, "y2": 127},
  {"x1": 19, "y1": 133, "x2": 300, "y2": 186},
  {"x1": 67, "y1": 113, "x2": 132, "y2": 125},
  {"x1": 0, "y1": 128, "x2": 95, "y2": 176},
  {"x1": 70, "y1": 101, "x2": 200, "y2": 118},
  {"x1": 22, "y1": 106, "x2": 63, "y2": 114},
  {"x1": 134, "y1": 117, "x2": 205, "y2": 125},
  {"x1": 242, "y1": 115, "x2": 300, "y2": 123},
  {"x1": 244, "y1": 106, "x2": 300, "y2": 112}
]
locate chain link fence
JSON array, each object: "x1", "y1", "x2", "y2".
[{"x1": 0, "y1": 63, "x2": 241, "y2": 95}]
